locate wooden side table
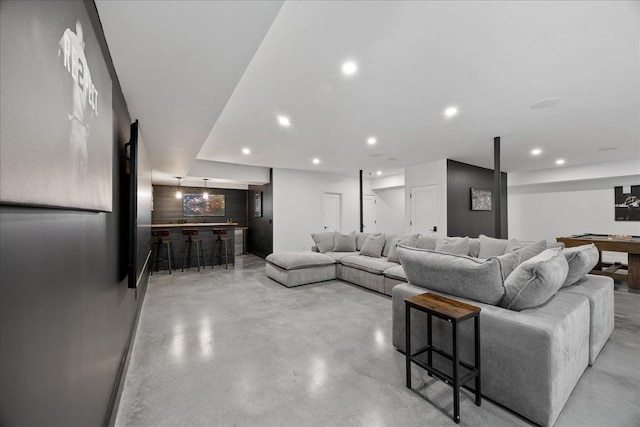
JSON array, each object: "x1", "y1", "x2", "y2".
[{"x1": 405, "y1": 293, "x2": 481, "y2": 424}]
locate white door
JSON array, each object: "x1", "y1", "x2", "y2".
[
  {"x1": 322, "y1": 192, "x2": 341, "y2": 232},
  {"x1": 410, "y1": 184, "x2": 440, "y2": 235},
  {"x1": 362, "y1": 195, "x2": 377, "y2": 233}
]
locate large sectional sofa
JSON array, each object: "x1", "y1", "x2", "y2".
[{"x1": 265, "y1": 231, "x2": 614, "y2": 427}]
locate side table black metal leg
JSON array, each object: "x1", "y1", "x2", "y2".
[
  {"x1": 452, "y1": 319, "x2": 460, "y2": 424},
  {"x1": 475, "y1": 315, "x2": 482, "y2": 406},
  {"x1": 405, "y1": 302, "x2": 411, "y2": 389},
  {"x1": 427, "y1": 312, "x2": 433, "y2": 376}
]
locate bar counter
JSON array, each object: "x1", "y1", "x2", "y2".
[{"x1": 151, "y1": 223, "x2": 239, "y2": 269}]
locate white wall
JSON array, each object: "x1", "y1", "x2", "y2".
[
  {"x1": 404, "y1": 159, "x2": 448, "y2": 236},
  {"x1": 272, "y1": 168, "x2": 360, "y2": 252},
  {"x1": 373, "y1": 187, "x2": 405, "y2": 236},
  {"x1": 508, "y1": 161, "x2": 640, "y2": 263}
]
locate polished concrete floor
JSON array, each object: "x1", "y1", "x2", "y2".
[{"x1": 116, "y1": 255, "x2": 640, "y2": 426}]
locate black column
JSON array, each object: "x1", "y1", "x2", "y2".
[
  {"x1": 359, "y1": 170, "x2": 364, "y2": 232},
  {"x1": 494, "y1": 136, "x2": 502, "y2": 238}
]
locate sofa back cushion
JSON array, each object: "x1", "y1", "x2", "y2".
[
  {"x1": 311, "y1": 232, "x2": 335, "y2": 253},
  {"x1": 478, "y1": 234, "x2": 511, "y2": 258},
  {"x1": 499, "y1": 248, "x2": 569, "y2": 311},
  {"x1": 333, "y1": 231, "x2": 356, "y2": 252},
  {"x1": 355, "y1": 232, "x2": 379, "y2": 251},
  {"x1": 360, "y1": 233, "x2": 386, "y2": 258},
  {"x1": 562, "y1": 244, "x2": 599, "y2": 287},
  {"x1": 387, "y1": 234, "x2": 420, "y2": 263},
  {"x1": 435, "y1": 237, "x2": 470, "y2": 255},
  {"x1": 507, "y1": 240, "x2": 547, "y2": 262},
  {"x1": 397, "y1": 245, "x2": 520, "y2": 305},
  {"x1": 416, "y1": 235, "x2": 437, "y2": 250}
]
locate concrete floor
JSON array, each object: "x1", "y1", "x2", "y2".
[{"x1": 115, "y1": 255, "x2": 640, "y2": 426}]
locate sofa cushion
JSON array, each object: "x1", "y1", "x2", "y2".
[
  {"x1": 341, "y1": 255, "x2": 398, "y2": 275},
  {"x1": 333, "y1": 231, "x2": 356, "y2": 252},
  {"x1": 384, "y1": 265, "x2": 407, "y2": 281},
  {"x1": 324, "y1": 251, "x2": 359, "y2": 262},
  {"x1": 508, "y1": 240, "x2": 547, "y2": 262},
  {"x1": 355, "y1": 232, "x2": 380, "y2": 251},
  {"x1": 416, "y1": 235, "x2": 437, "y2": 250},
  {"x1": 499, "y1": 248, "x2": 569, "y2": 311},
  {"x1": 311, "y1": 232, "x2": 334, "y2": 253},
  {"x1": 479, "y1": 234, "x2": 511, "y2": 258},
  {"x1": 397, "y1": 245, "x2": 520, "y2": 304},
  {"x1": 468, "y1": 238, "x2": 480, "y2": 258},
  {"x1": 266, "y1": 251, "x2": 336, "y2": 270},
  {"x1": 360, "y1": 233, "x2": 386, "y2": 258},
  {"x1": 387, "y1": 234, "x2": 420, "y2": 263},
  {"x1": 562, "y1": 244, "x2": 599, "y2": 287},
  {"x1": 382, "y1": 234, "x2": 396, "y2": 257},
  {"x1": 435, "y1": 236, "x2": 470, "y2": 255}
]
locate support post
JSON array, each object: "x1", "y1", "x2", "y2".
[
  {"x1": 359, "y1": 170, "x2": 364, "y2": 232},
  {"x1": 494, "y1": 136, "x2": 502, "y2": 238}
]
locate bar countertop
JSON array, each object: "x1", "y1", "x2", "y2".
[{"x1": 151, "y1": 223, "x2": 239, "y2": 228}]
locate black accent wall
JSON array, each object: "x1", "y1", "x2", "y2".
[
  {"x1": 248, "y1": 169, "x2": 273, "y2": 258},
  {"x1": 447, "y1": 159, "x2": 508, "y2": 238},
  {"x1": 151, "y1": 185, "x2": 248, "y2": 226},
  {"x1": 0, "y1": 1, "x2": 148, "y2": 425}
]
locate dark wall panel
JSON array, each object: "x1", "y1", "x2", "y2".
[
  {"x1": 0, "y1": 1, "x2": 147, "y2": 425},
  {"x1": 151, "y1": 185, "x2": 248, "y2": 226},
  {"x1": 248, "y1": 169, "x2": 273, "y2": 258},
  {"x1": 447, "y1": 159, "x2": 508, "y2": 238}
]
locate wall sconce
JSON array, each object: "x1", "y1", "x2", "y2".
[
  {"x1": 175, "y1": 177, "x2": 182, "y2": 199},
  {"x1": 202, "y1": 178, "x2": 209, "y2": 200}
]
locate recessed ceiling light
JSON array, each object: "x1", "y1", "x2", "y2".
[
  {"x1": 242, "y1": 148, "x2": 251, "y2": 155},
  {"x1": 342, "y1": 61, "x2": 358, "y2": 76},
  {"x1": 312, "y1": 158, "x2": 320, "y2": 165},
  {"x1": 556, "y1": 159, "x2": 565, "y2": 165},
  {"x1": 376, "y1": 171, "x2": 382, "y2": 176},
  {"x1": 367, "y1": 137, "x2": 377, "y2": 145},
  {"x1": 530, "y1": 97, "x2": 561, "y2": 109},
  {"x1": 531, "y1": 148, "x2": 542, "y2": 156},
  {"x1": 444, "y1": 106, "x2": 458, "y2": 118},
  {"x1": 277, "y1": 116, "x2": 291, "y2": 127}
]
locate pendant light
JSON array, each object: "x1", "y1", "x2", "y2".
[
  {"x1": 175, "y1": 177, "x2": 183, "y2": 199},
  {"x1": 202, "y1": 178, "x2": 209, "y2": 200}
]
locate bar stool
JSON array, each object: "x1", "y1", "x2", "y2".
[
  {"x1": 211, "y1": 228, "x2": 234, "y2": 269},
  {"x1": 151, "y1": 229, "x2": 175, "y2": 274},
  {"x1": 182, "y1": 229, "x2": 204, "y2": 272}
]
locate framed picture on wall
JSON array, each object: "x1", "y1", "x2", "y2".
[
  {"x1": 471, "y1": 188, "x2": 492, "y2": 211},
  {"x1": 0, "y1": 1, "x2": 113, "y2": 211},
  {"x1": 254, "y1": 192, "x2": 262, "y2": 217},
  {"x1": 614, "y1": 185, "x2": 640, "y2": 221},
  {"x1": 183, "y1": 193, "x2": 225, "y2": 216}
]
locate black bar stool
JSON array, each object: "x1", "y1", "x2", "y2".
[
  {"x1": 182, "y1": 229, "x2": 204, "y2": 272},
  {"x1": 151, "y1": 229, "x2": 175, "y2": 274},
  {"x1": 211, "y1": 228, "x2": 234, "y2": 269}
]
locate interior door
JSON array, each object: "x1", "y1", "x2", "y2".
[
  {"x1": 322, "y1": 192, "x2": 341, "y2": 232},
  {"x1": 362, "y1": 195, "x2": 377, "y2": 233},
  {"x1": 410, "y1": 184, "x2": 440, "y2": 236}
]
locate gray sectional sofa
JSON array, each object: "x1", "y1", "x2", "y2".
[{"x1": 265, "y1": 231, "x2": 614, "y2": 426}]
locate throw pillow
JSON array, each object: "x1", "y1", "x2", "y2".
[
  {"x1": 382, "y1": 235, "x2": 396, "y2": 257},
  {"x1": 311, "y1": 232, "x2": 335, "y2": 253},
  {"x1": 387, "y1": 234, "x2": 420, "y2": 263},
  {"x1": 435, "y1": 236, "x2": 470, "y2": 255},
  {"x1": 355, "y1": 232, "x2": 372, "y2": 251},
  {"x1": 360, "y1": 233, "x2": 386, "y2": 258},
  {"x1": 499, "y1": 248, "x2": 569, "y2": 311},
  {"x1": 478, "y1": 234, "x2": 511, "y2": 259},
  {"x1": 562, "y1": 244, "x2": 599, "y2": 287},
  {"x1": 333, "y1": 231, "x2": 356, "y2": 252},
  {"x1": 508, "y1": 240, "x2": 547, "y2": 262},
  {"x1": 416, "y1": 235, "x2": 437, "y2": 250},
  {"x1": 397, "y1": 245, "x2": 517, "y2": 305},
  {"x1": 468, "y1": 238, "x2": 481, "y2": 258}
]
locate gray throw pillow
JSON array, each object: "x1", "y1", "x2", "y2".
[
  {"x1": 360, "y1": 233, "x2": 386, "y2": 258},
  {"x1": 478, "y1": 234, "x2": 510, "y2": 259},
  {"x1": 397, "y1": 245, "x2": 519, "y2": 305},
  {"x1": 333, "y1": 231, "x2": 356, "y2": 252},
  {"x1": 510, "y1": 240, "x2": 547, "y2": 262},
  {"x1": 311, "y1": 232, "x2": 334, "y2": 253},
  {"x1": 499, "y1": 248, "x2": 569, "y2": 311},
  {"x1": 562, "y1": 244, "x2": 599, "y2": 287},
  {"x1": 468, "y1": 238, "x2": 481, "y2": 258},
  {"x1": 355, "y1": 232, "x2": 371, "y2": 251},
  {"x1": 416, "y1": 235, "x2": 437, "y2": 250},
  {"x1": 382, "y1": 235, "x2": 396, "y2": 257},
  {"x1": 435, "y1": 236, "x2": 470, "y2": 255},
  {"x1": 387, "y1": 234, "x2": 420, "y2": 263}
]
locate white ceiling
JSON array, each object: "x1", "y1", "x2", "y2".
[{"x1": 96, "y1": 0, "x2": 639, "y2": 185}]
